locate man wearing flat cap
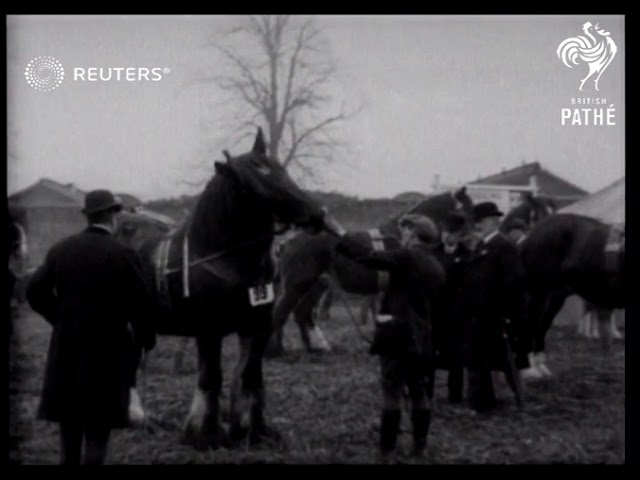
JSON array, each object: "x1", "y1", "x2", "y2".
[
  {"x1": 456, "y1": 202, "x2": 529, "y2": 413},
  {"x1": 26, "y1": 189, "x2": 157, "y2": 464},
  {"x1": 431, "y1": 212, "x2": 473, "y2": 404},
  {"x1": 336, "y1": 213, "x2": 445, "y2": 462}
]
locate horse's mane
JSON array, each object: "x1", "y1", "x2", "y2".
[{"x1": 187, "y1": 171, "x2": 272, "y2": 255}]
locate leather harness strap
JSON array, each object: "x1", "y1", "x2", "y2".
[{"x1": 368, "y1": 229, "x2": 389, "y2": 290}]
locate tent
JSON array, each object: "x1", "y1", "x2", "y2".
[{"x1": 559, "y1": 177, "x2": 625, "y2": 224}]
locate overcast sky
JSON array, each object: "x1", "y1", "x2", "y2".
[{"x1": 7, "y1": 15, "x2": 625, "y2": 201}]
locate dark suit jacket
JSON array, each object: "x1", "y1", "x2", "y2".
[
  {"x1": 26, "y1": 225, "x2": 157, "y2": 428},
  {"x1": 431, "y1": 243, "x2": 472, "y2": 368},
  {"x1": 337, "y1": 235, "x2": 445, "y2": 358},
  {"x1": 457, "y1": 231, "x2": 528, "y2": 369}
]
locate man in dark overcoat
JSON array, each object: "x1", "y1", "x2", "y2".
[
  {"x1": 336, "y1": 213, "x2": 445, "y2": 462},
  {"x1": 26, "y1": 189, "x2": 157, "y2": 464},
  {"x1": 431, "y1": 212, "x2": 473, "y2": 404},
  {"x1": 457, "y1": 202, "x2": 528, "y2": 413}
]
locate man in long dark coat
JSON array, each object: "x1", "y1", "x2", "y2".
[
  {"x1": 431, "y1": 212, "x2": 473, "y2": 404},
  {"x1": 458, "y1": 202, "x2": 528, "y2": 413},
  {"x1": 336, "y1": 213, "x2": 445, "y2": 462},
  {"x1": 26, "y1": 189, "x2": 157, "y2": 464}
]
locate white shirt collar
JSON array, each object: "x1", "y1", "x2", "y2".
[
  {"x1": 483, "y1": 230, "x2": 500, "y2": 244},
  {"x1": 90, "y1": 223, "x2": 113, "y2": 234}
]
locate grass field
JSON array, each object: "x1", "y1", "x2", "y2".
[{"x1": 9, "y1": 301, "x2": 624, "y2": 465}]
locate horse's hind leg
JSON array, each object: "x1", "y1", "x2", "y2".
[
  {"x1": 266, "y1": 281, "x2": 308, "y2": 357},
  {"x1": 182, "y1": 333, "x2": 227, "y2": 450},
  {"x1": 534, "y1": 288, "x2": 569, "y2": 377},
  {"x1": 595, "y1": 307, "x2": 615, "y2": 353},
  {"x1": 294, "y1": 276, "x2": 331, "y2": 353}
]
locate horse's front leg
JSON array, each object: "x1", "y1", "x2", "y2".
[
  {"x1": 229, "y1": 318, "x2": 283, "y2": 448},
  {"x1": 182, "y1": 332, "x2": 227, "y2": 451}
]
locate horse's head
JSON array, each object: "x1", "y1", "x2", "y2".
[
  {"x1": 501, "y1": 193, "x2": 557, "y2": 233},
  {"x1": 214, "y1": 128, "x2": 325, "y2": 233},
  {"x1": 452, "y1": 186, "x2": 475, "y2": 220},
  {"x1": 522, "y1": 193, "x2": 557, "y2": 225},
  {"x1": 399, "y1": 186, "x2": 474, "y2": 242}
]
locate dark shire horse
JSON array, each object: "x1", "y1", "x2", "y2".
[
  {"x1": 128, "y1": 129, "x2": 326, "y2": 450},
  {"x1": 499, "y1": 193, "x2": 558, "y2": 233},
  {"x1": 519, "y1": 213, "x2": 625, "y2": 378},
  {"x1": 267, "y1": 187, "x2": 475, "y2": 356}
]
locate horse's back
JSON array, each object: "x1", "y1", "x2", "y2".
[{"x1": 522, "y1": 213, "x2": 624, "y2": 308}]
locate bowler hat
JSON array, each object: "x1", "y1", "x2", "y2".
[
  {"x1": 399, "y1": 213, "x2": 439, "y2": 243},
  {"x1": 507, "y1": 218, "x2": 527, "y2": 231},
  {"x1": 473, "y1": 202, "x2": 503, "y2": 222},
  {"x1": 82, "y1": 189, "x2": 123, "y2": 215},
  {"x1": 444, "y1": 212, "x2": 467, "y2": 233}
]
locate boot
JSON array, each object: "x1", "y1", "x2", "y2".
[
  {"x1": 379, "y1": 409, "x2": 401, "y2": 462},
  {"x1": 411, "y1": 409, "x2": 431, "y2": 459}
]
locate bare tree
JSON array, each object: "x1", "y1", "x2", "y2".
[{"x1": 195, "y1": 15, "x2": 355, "y2": 186}]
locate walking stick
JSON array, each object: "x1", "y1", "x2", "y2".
[{"x1": 501, "y1": 329, "x2": 524, "y2": 407}]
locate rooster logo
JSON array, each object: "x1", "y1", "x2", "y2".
[{"x1": 557, "y1": 22, "x2": 617, "y2": 91}]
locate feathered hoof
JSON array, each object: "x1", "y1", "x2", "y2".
[
  {"x1": 520, "y1": 367, "x2": 544, "y2": 381},
  {"x1": 128, "y1": 388, "x2": 146, "y2": 428}
]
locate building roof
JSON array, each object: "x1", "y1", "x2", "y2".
[
  {"x1": 469, "y1": 162, "x2": 588, "y2": 200},
  {"x1": 559, "y1": 177, "x2": 625, "y2": 224},
  {"x1": 8, "y1": 178, "x2": 86, "y2": 208}
]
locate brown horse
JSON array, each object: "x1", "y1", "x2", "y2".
[
  {"x1": 267, "y1": 187, "x2": 475, "y2": 356},
  {"x1": 519, "y1": 214, "x2": 625, "y2": 378}
]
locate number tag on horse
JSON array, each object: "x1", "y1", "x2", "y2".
[{"x1": 248, "y1": 283, "x2": 275, "y2": 307}]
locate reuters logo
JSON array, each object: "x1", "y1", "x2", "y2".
[{"x1": 24, "y1": 56, "x2": 65, "y2": 92}]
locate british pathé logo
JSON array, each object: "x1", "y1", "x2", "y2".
[
  {"x1": 557, "y1": 21, "x2": 617, "y2": 92},
  {"x1": 557, "y1": 22, "x2": 618, "y2": 126}
]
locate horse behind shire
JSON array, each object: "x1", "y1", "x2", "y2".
[
  {"x1": 520, "y1": 213, "x2": 625, "y2": 378},
  {"x1": 267, "y1": 187, "x2": 475, "y2": 356},
  {"x1": 127, "y1": 129, "x2": 327, "y2": 450},
  {"x1": 499, "y1": 193, "x2": 558, "y2": 233}
]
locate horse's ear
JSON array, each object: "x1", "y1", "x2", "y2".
[
  {"x1": 252, "y1": 127, "x2": 267, "y2": 155},
  {"x1": 455, "y1": 186, "x2": 467, "y2": 197}
]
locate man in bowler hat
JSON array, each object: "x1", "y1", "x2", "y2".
[
  {"x1": 457, "y1": 202, "x2": 529, "y2": 413},
  {"x1": 26, "y1": 189, "x2": 157, "y2": 464}
]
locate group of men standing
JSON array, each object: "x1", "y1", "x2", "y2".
[
  {"x1": 335, "y1": 201, "x2": 532, "y2": 463},
  {"x1": 18, "y1": 184, "x2": 532, "y2": 464}
]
